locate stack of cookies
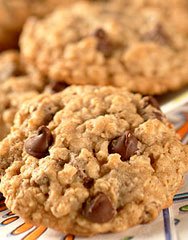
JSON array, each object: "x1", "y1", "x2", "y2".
[{"x1": 0, "y1": 0, "x2": 188, "y2": 236}]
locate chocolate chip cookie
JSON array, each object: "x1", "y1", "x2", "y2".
[
  {"x1": 20, "y1": 0, "x2": 188, "y2": 95},
  {"x1": 0, "y1": 0, "x2": 79, "y2": 51},
  {"x1": 0, "y1": 50, "x2": 68, "y2": 140},
  {"x1": 0, "y1": 50, "x2": 49, "y2": 140},
  {"x1": 0, "y1": 85, "x2": 187, "y2": 236},
  {"x1": 0, "y1": 75, "x2": 47, "y2": 140}
]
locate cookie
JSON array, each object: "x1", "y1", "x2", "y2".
[
  {"x1": 0, "y1": 75, "x2": 47, "y2": 140},
  {"x1": 0, "y1": 50, "x2": 68, "y2": 140},
  {"x1": 0, "y1": 50, "x2": 24, "y2": 83},
  {"x1": 20, "y1": 0, "x2": 188, "y2": 95},
  {"x1": 0, "y1": 85, "x2": 187, "y2": 236},
  {"x1": 0, "y1": 0, "x2": 79, "y2": 51},
  {"x1": 0, "y1": 50, "x2": 49, "y2": 140}
]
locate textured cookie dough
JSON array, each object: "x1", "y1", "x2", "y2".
[
  {"x1": 0, "y1": 50, "x2": 24, "y2": 83},
  {"x1": 0, "y1": 50, "x2": 50, "y2": 140},
  {"x1": 0, "y1": 75, "x2": 47, "y2": 140},
  {"x1": 0, "y1": 50, "x2": 68, "y2": 140},
  {"x1": 20, "y1": 0, "x2": 188, "y2": 95},
  {"x1": 0, "y1": 85, "x2": 187, "y2": 236},
  {"x1": 0, "y1": 0, "x2": 79, "y2": 51}
]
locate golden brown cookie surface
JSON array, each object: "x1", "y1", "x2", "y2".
[{"x1": 0, "y1": 85, "x2": 187, "y2": 236}]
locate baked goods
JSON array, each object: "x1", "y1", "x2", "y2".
[
  {"x1": 0, "y1": 0, "x2": 78, "y2": 51},
  {"x1": 0, "y1": 85, "x2": 187, "y2": 236},
  {"x1": 0, "y1": 0, "x2": 188, "y2": 236},
  {"x1": 20, "y1": 0, "x2": 188, "y2": 95},
  {"x1": 0, "y1": 50, "x2": 68, "y2": 140},
  {"x1": 0, "y1": 50, "x2": 48, "y2": 140},
  {"x1": 0, "y1": 75, "x2": 47, "y2": 140}
]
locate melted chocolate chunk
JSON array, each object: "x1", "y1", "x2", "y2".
[
  {"x1": 49, "y1": 81, "x2": 68, "y2": 93},
  {"x1": 109, "y1": 131, "x2": 138, "y2": 161},
  {"x1": 143, "y1": 96, "x2": 160, "y2": 110},
  {"x1": 94, "y1": 28, "x2": 114, "y2": 57},
  {"x1": 83, "y1": 177, "x2": 94, "y2": 189},
  {"x1": 82, "y1": 192, "x2": 115, "y2": 223},
  {"x1": 25, "y1": 126, "x2": 53, "y2": 158},
  {"x1": 0, "y1": 192, "x2": 5, "y2": 201},
  {"x1": 94, "y1": 28, "x2": 107, "y2": 39},
  {"x1": 153, "y1": 111, "x2": 164, "y2": 121}
]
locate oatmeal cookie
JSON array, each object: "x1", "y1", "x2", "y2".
[
  {"x1": 0, "y1": 50, "x2": 68, "y2": 140},
  {"x1": 20, "y1": 0, "x2": 188, "y2": 95},
  {"x1": 0, "y1": 50, "x2": 50, "y2": 140},
  {"x1": 0, "y1": 74, "x2": 47, "y2": 140},
  {"x1": 0, "y1": 85, "x2": 187, "y2": 236}
]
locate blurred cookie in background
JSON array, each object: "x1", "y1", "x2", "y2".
[
  {"x1": 0, "y1": 0, "x2": 79, "y2": 51},
  {"x1": 20, "y1": 0, "x2": 188, "y2": 95}
]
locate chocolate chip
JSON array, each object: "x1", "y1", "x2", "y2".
[
  {"x1": 141, "y1": 24, "x2": 170, "y2": 45},
  {"x1": 49, "y1": 81, "x2": 68, "y2": 93},
  {"x1": 143, "y1": 96, "x2": 160, "y2": 110},
  {"x1": 153, "y1": 111, "x2": 164, "y2": 121},
  {"x1": 76, "y1": 169, "x2": 94, "y2": 188},
  {"x1": 83, "y1": 177, "x2": 94, "y2": 189},
  {"x1": 25, "y1": 126, "x2": 53, "y2": 158},
  {"x1": 109, "y1": 131, "x2": 138, "y2": 161},
  {"x1": 0, "y1": 192, "x2": 5, "y2": 201},
  {"x1": 82, "y1": 192, "x2": 115, "y2": 223},
  {"x1": 94, "y1": 28, "x2": 107, "y2": 39},
  {"x1": 94, "y1": 28, "x2": 113, "y2": 57}
]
